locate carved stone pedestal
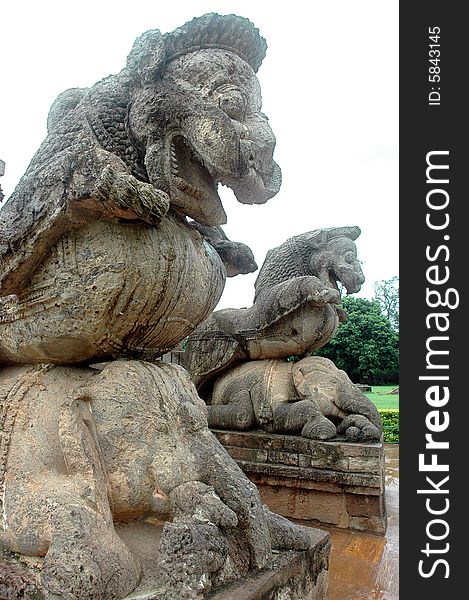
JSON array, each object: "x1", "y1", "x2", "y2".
[
  {"x1": 209, "y1": 537, "x2": 330, "y2": 600},
  {"x1": 118, "y1": 523, "x2": 330, "y2": 600},
  {"x1": 1, "y1": 527, "x2": 330, "y2": 600},
  {"x1": 213, "y1": 430, "x2": 387, "y2": 535},
  {"x1": 1, "y1": 521, "x2": 330, "y2": 600}
]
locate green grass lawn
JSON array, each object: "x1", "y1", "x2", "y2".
[{"x1": 365, "y1": 385, "x2": 399, "y2": 410}]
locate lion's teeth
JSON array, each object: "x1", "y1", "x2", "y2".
[
  {"x1": 170, "y1": 144, "x2": 179, "y2": 175},
  {"x1": 175, "y1": 178, "x2": 203, "y2": 200}
]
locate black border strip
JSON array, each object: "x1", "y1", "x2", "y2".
[{"x1": 400, "y1": 1, "x2": 465, "y2": 596}]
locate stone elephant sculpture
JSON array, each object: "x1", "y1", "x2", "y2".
[
  {"x1": 208, "y1": 356, "x2": 382, "y2": 442},
  {"x1": 0, "y1": 361, "x2": 313, "y2": 599}
]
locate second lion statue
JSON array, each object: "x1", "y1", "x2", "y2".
[{"x1": 182, "y1": 226, "x2": 382, "y2": 442}]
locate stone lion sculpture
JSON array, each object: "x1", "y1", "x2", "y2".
[
  {"x1": 182, "y1": 226, "x2": 382, "y2": 442},
  {"x1": 214, "y1": 225, "x2": 365, "y2": 343},
  {"x1": 183, "y1": 226, "x2": 365, "y2": 388},
  {"x1": 0, "y1": 12, "x2": 281, "y2": 365},
  {"x1": 0, "y1": 14, "x2": 319, "y2": 600}
]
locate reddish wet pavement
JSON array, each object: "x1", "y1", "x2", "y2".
[{"x1": 318, "y1": 444, "x2": 399, "y2": 599}]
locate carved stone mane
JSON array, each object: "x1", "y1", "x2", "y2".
[
  {"x1": 0, "y1": 13, "x2": 279, "y2": 299},
  {"x1": 0, "y1": 13, "x2": 282, "y2": 365},
  {"x1": 254, "y1": 226, "x2": 362, "y2": 301}
]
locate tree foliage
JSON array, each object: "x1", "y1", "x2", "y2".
[
  {"x1": 373, "y1": 276, "x2": 399, "y2": 331},
  {"x1": 314, "y1": 296, "x2": 399, "y2": 384}
]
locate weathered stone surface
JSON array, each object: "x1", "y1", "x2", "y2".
[
  {"x1": 345, "y1": 493, "x2": 386, "y2": 518},
  {"x1": 182, "y1": 227, "x2": 366, "y2": 394},
  {"x1": 209, "y1": 529, "x2": 330, "y2": 600},
  {"x1": 0, "y1": 159, "x2": 4, "y2": 204},
  {"x1": 215, "y1": 430, "x2": 287, "y2": 451},
  {"x1": 249, "y1": 474, "x2": 343, "y2": 495},
  {"x1": 227, "y1": 446, "x2": 269, "y2": 463},
  {"x1": 215, "y1": 227, "x2": 366, "y2": 356},
  {"x1": 254, "y1": 226, "x2": 365, "y2": 299},
  {"x1": 212, "y1": 430, "x2": 387, "y2": 534},
  {"x1": 258, "y1": 485, "x2": 348, "y2": 525},
  {"x1": 300, "y1": 454, "x2": 350, "y2": 472},
  {"x1": 0, "y1": 13, "x2": 324, "y2": 599},
  {"x1": 117, "y1": 525, "x2": 331, "y2": 600},
  {"x1": 181, "y1": 228, "x2": 381, "y2": 440},
  {"x1": 0, "y1": 13, "x2": 281, "y2": 365},
  {"x1": 238, "y1": 460, "x2": 382, "y2": 488},
  {"x1": 267, "y1": 450, "x2": 299, "y2": 466},
  {"x1": 0, "y1": 218, "x2": 225, "y2": 364},
  {"x1": 188, "y1": 223, "x2": 258, "y2": 277},
  {"x1": 0, "y1": 362, "x2": 320, "y2": 598},
  {"x1": 1, "y1": 523, "x2": 331, "y2": 600},
  {"x1": 348, "y1": 516, "x2": 387, "y2": 535},
  {"x1": 213, "y1": 429, "x2": 384, "y2": 464},
  {"x1": 0, "y1": 549, "x2": 42, "y2": 600},
  {"x1": 204, "y1": 357, "x2": 382, "y2": 442}
]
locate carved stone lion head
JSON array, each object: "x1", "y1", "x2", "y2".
[
  {"x1": 126, "y1": 14, "x2": 282, "y2": 225},
  {"x1": 307, "y1": 226, "x2": 365, "y2": 294}
]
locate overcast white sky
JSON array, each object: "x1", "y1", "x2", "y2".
[{"x1": 0, "y1": 0, "x2": 398, "y2": 308}]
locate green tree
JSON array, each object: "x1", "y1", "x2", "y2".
[
  {"x1": 373, "y1": 276, "x2": 399, "y2": 331},
  {"x1": 314, "y1": 297, "x2": 399, "y2": 384}
]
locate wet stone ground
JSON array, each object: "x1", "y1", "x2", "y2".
[{"x1": 317, "y1": 444, "x2": 399, "y2": 600}]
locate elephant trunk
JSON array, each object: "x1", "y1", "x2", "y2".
[{"x1": 191, "y1": 431, "x2": 272, "y2": 570}]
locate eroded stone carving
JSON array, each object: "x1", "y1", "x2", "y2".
[
  {"x1": 214, "y1": 226, "x2": 365, "y2": 352},
  {"x1": 0, "y1": 13, "x2": 320, "y2": 600},
  {"x1": 182, "y1": 227, "x2": 382, "y2": 442},
  {"x1": 183, "y1": 227, "x2": 365, "y2": 387},
  {"x1": 209, "y1": 356, "x2": 382, "y2": 441},
  {"x1": 188, "y1": 223, "x2": 258, "y2": 277},
  {"x1": 0, "y1": 12, "x2": 280, "y2": 364},
  {"x1": 0, "y1": 160, "x2": 5, "y2": 204},
  {"x1": 0, "y1": 362, "x2": 313, "y2": 598}
]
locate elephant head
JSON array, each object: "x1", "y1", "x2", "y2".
[
  {"x1": 85, "y1": 360, "x2": 275, "y2": 572},
  {"x1": 126, "y1": 14, "x2": 282, "y2": 226}
]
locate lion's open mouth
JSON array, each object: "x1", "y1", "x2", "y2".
[
  {"x1": 328, "y1": 269, "x2": 344, "y2": 296},
  {"x1": 167, "y1": 134, "x2": 281, "y2": 226},
  {"x1": 169, "y1": 135, "x2": 227, "y2": 226},
  {"x1": 329, "y1": 269, "x2": 366, "y2": 296}
]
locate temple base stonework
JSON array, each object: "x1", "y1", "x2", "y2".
[
  {"x1": 119, "y1": 524, "x2": 330, "y2": 600},
  {"x1": 212, "y1": 430, "x2": 387, "y2": 535},
  {"x1": 208, "y1": 538, "x2": 330, "y2": 600},
  {"x1": 1, "y1": 523, "x2": 330, "y2": 600}
]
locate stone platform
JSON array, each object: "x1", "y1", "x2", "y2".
[
  {"x1": 119, "y1": 522, "x2": 330, "y2": 600},
  {"x1": 212, "y1": 430, "x2": 387, "y2": 535},
  {"x1": 208, "y1": 534, "x2": 330, "y2": 600},
  {"x1": 0, "y1": 523, "x2": 330, "y2": 600}
]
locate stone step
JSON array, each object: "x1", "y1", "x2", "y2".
[{"x1": 212, "y1": 429, "x2": 387, "y2": 534}]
